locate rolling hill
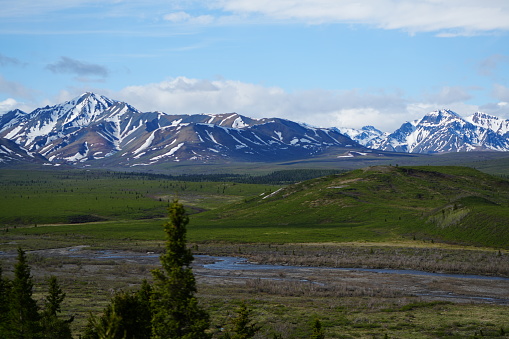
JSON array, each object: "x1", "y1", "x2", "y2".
[{"x1": 192, "y1": 165, "x2": 509, "y2": 248}]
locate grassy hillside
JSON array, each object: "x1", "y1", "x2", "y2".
[
  {"x1": 191, "y1": 166, "x2": 509, "y2": 248},
  {"x1": 3, "y1": 166, "x2": 509, "y2": 249}
]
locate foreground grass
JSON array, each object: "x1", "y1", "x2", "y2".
[{"x1": 1, "y1": 237, "x2": 508, "y2": 338}]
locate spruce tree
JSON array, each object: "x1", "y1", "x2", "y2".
[
  {"x1": 223, "y1": 302, "x2": 261, "y2": 339},
  {"x1": 310, "y1": 318, "x2": 325, "y2": 339},
  {"x1": 9, "y1": 247, "x2": 41, "y2": 338},
  {"x1": 151, "y1": 199, "x2": 210, "y2": 339},
  {"x1": 44, "y1": 276, "x2": 66, "y2": 317},
  {"x1": 41, "y1": 276, "x2": 73, "y2": 339},
  {"x1": 82, "y1": 284, "x2": 152, "y2": 339}
]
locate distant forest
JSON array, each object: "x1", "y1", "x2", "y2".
[{"x1": 125, "y1": 169, "x2": 346, "y2": 185}]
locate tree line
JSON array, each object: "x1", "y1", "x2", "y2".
[
  {"x1": 125, "y1": 169, "x2": 346, "y2": 185},
  {"x1": 0, "y1": 200, "x2": 326, "y2": 338}
]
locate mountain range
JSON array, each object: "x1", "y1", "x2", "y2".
[
  {"x1": 0, "y1": 93, "x2": 358, "y2": 166},
  {"x1": 1, "y1": 93, "x2": 509, "y2": 167},
  {"x1": 340, "y1": 109, "x2": 509, "y2": 153}
]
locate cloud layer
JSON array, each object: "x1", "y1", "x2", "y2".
[
  {"x1": 0, "y1": 53, "x2": 24, "y2": 67},
  {"x1": 75, "y1": 76, "x2": 501, "y2": 131},
  {"x1": 213, "y1": 0, "x2": 509, "y2": 35},
  {"x1": 2, "y1": 1, "x2": 509, "y2": 36},
  {"x1": 46, "y1": 57, "x2": 109, "y2": 78}
]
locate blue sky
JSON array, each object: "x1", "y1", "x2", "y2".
[{"x1": 1, "y1": 0, "x2": 509, "y2": 131}]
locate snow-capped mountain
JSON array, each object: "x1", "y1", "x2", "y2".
[
  {"x1": 337, "y1": 125, "x2": 388, "y2": 150},
  {"x1": 3, "y1": 94, "x2": 508, "y2": 167},
  {"x1": 375, "y1": 109, "x2": 509, "y2": 153},
  {"x1": 466, "y1": 112, "x2": 509, "y2": 136},
  {"x1": 0, "y1": 93, "x2": 360, "y2": 166}
]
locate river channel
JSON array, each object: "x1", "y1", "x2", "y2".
[
  {"x1": 2, "y1": 246, "x2": 508, "y2": 305},
  {"x1": 198, "y1": 255, "x2": 509, "y2": 281}
]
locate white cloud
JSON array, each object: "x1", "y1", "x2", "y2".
[
  {"x1": 0, "y1": 75, "x2": 37, "y2": 99},
  {"x1": 493, "y1": 84, "x2": 509, "y2": 102},
  {"x1": 4, "y1": 1, "x2": 508, "y2": 36},
  {"x1": 113, "y1": 77, "x2": 509, "y2": 131},
  {"x1": 106, "y1": 76, "x2": 416, "y2": 131},
  {"x1": 0, "y1": 98, "x2": 19, "y2": 113},
  {"x1": 423, "y1": 86, "x2": 474, "y2": 105},
  {"x1": 164, "y1": 11, "x2": 214, "y2": 25},
  {"x1": 38, "y1": 77, "x2": 509, "y2": 131},
  {"x1": 213, "y1": 0, "x2": 509, "y2": 35}
]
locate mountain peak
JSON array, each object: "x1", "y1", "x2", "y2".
[
  {"x1": 466, "y1": 111, "x2": 509, "y2": 135},
  {"x1": 419, "y1": 109, "x2": 462, "y2": 126},
  {"x1": 427, "y1": 109, "x2": 460, "y2": 117},
  {"x1": 71, "y1": 92, "x2": 114, "y2": 107},
  {"x1": 468, "y1": 111, "x2": 500, "y2": 122}
]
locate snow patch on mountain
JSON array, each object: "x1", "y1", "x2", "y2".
[
  {"x1": 150, "y1": 142, "x2": 184, "y2": 161},
  {"x1": 133, "y1": 132, "x2": 156, "y2": 155},
  {"x1": 64, "y1": 142, "x2": 89, "y2": 162}
]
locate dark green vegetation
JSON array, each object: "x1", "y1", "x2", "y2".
[
  {"x1": 143, "y1": 150, "x2": 509, "y2": 176},
  {"x1": 192, "y1": 166, "x2": 509, "y2": 248},
  {"x1": 150, "y1": 200, "x2": 210, "y2": 338},
  {"x1": 0, "y1": 248, "x2": 73, "y2": 338}
]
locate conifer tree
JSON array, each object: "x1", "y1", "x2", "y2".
[
  {"x1": 135, "y1": 279, "x2": 153, "y2": 337},
  {"x1": 310, "y1": 318, "x2": 325, "y2": 339},
  {"x1": 41, "y1": 276, "x2": 73, "y2": 339},
  {"x1": 82, "y1": 284, "x2": 152, "y2": 339},
  {"x1": 151, "y1": 199, "x2": 210, "y2": 339},
  {"x1": 223, "y1": 302, "x2": 261, "y2": 339},
  {"x1": 9, "y1": 247, "x2": 41, "y2": 338},
  {"x1": 44, "y1": 276, "x2": 66, "y2": 317},
  {"x1": 85, "y1": 306, "x2": 124, "y2": 339}
]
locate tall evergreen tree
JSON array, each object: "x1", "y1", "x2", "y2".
[
  {"x1": 44, "y1": 276, "x2": 66, "y2": 317},
  {"x1": 9, "y1": 247, "x2": 41, "y2": 338},
  {"x1": 151, "y1": 199, "x2": 211, "y2": 339},
  {"x1": 135, "y1": 280, "x2": 153, "y2": 338},
  {"x1": 222, "y1": 302, "x2": 261, "y2": 339},
  {"x1": 41, "y1": 276, "x2": 73, "y2": 339}
]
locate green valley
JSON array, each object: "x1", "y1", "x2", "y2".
[{"x1": 1, "y1": 166, "x2": 508, "y2": 338}]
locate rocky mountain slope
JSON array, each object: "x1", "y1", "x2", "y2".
[
  {"x1": 342, "y1": 109, "x2": 509, "y2": 153},
  {"x1": 0, "y1": 93, "x2": 361, "y2": 167},
  {"x1": 3, "y1": 94, "x2": 509, "y2": 167}
]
